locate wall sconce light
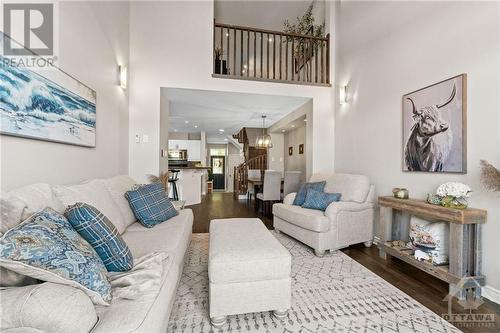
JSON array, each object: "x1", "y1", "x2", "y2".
[
  {"x1": 119, "y1": 65, "x2": 128, "y2": 89},
  {"x1": 339, "y1": 85, "x2": 347, "y2": 105}
]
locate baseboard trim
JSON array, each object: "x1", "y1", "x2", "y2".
[{"x1": 483, "y1": 285, "x2": 500, "y2": 305}]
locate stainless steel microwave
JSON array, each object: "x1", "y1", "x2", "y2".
[{"x1": 168, "y1": 149, "x2": 188, "y2": 160}]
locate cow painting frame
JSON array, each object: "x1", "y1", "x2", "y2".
[{"x1": 402, "y1": 74, "x2": 467, "y2": 174}]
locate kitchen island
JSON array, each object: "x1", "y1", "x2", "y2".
[{"x1": 168, "y1": 167, "x2": 211, "y2": 206}]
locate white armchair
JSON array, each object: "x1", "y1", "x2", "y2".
[{"x1": 273, "y1": 173, "x2": 375, "y2": 256}]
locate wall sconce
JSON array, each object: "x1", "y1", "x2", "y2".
[
  {"x1": 339, "y1": 85, "x2": 347, "y2": 105},
  {"x1": 119, "y1": 65, "x2": 128, "y2": 89}
]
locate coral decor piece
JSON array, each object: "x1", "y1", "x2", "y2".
[{"x1": 480, "y1": 160, "x2": 500, "y2": 192}]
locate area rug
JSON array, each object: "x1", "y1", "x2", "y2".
[{"x1": 167, "y1": 232, "x2": 460, "y2": 333}]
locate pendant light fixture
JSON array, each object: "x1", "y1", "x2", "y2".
[{"x1": 255, "y1": 115, "x2": 273, "y2": 148}]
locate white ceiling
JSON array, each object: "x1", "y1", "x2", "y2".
[{"x1": 165, "y1": 88, "x2": 310, "y2": 143}]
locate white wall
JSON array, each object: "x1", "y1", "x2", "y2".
[
  {"x1": 284, "y1": 125, "x2": 306, "y2": 179},
  {"x1": 337, "y1": 1, "x2": 500, "y2": 301},
  {"x1": 129, "y1": 1, "x2": 337, "y2": 184},
  {"x1": 267, "y1": 133, "x2": 284, "y2": 175},
  {"x1": 0, "y1": 1, "x2": 130, "y2": 190}
]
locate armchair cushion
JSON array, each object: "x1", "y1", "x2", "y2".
[
  {"x1": 273, "y1": 203, "x2": 330, "y2": 232},
  {"x1": 302, "y1": 189, "x2": 341, "y2": 211},
  {"x1": 325, "y1": 200, "x2": 375, "y2": 221},
  {"x1": 309, "y1": 174, "x2": 370, "y2": 203}
]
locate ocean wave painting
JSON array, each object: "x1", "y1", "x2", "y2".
[{"x1": 0, "y1": 54, "x2": 96, "y2": 147}]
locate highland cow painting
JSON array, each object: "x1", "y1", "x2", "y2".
[{"x1": 403, "y1": 74, "x2": 467, "y2": 173}]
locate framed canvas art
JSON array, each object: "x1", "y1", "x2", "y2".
[
  {"x1": 0, "y1": 33, "x2": 96, "y2": 147},
  {"x1": 299, "y1": 144, "x2": 304, "y2": 154},
  {"x1": 402, "y1": 74, "x2": 467, "y2": 173},
  {"x1": 288, "y1": 147, "x2": 293, "y2": 156}
]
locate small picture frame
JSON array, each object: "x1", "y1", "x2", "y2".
[
  {"x1": 299, "y1": 144, "x2": 304, "y2": 154},
  {"x1": 288, "y1": 147, "x2": 293, "y2": 156}
]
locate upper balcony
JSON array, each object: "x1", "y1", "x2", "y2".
[{"x1": 212, "y1": 21, "x2": 330, "y2": 87}]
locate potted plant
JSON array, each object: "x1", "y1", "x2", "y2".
[
  {"x1": 214, "y1": 46, "x2": 228, "y2": 75},
  {"x1": 282, "y1": 4, "x2": 325, "y2": 74}
]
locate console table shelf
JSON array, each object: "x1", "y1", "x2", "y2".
[{"x1": 377, "y1": 196, "x2": 487, "y2": 298}]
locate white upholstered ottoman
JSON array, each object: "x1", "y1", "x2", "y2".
[{"x1": 208, "y1": 218, "x2": 291, "y2": 327}]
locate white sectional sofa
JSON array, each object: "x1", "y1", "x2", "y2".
[
  {"x1": 0, "y1": 175, "x2": 193, "y2": 333},
  {"x1": 273, "y1": 173, "x2": 375, "y2": 256}
]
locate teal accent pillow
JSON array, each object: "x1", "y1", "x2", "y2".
[
  {"x1": 302, "y1": 189, "x2": 341, "y2": 211},
  {"x1": 125, "y1": 182, "x2": 178, "y2": 228},
  {"x1": 65, "y1": 203, "x2": 133, "y2": 272},
  {"x1": 0, "y1": 208, "x2": 111, "y2": 305},
  {"x1": 293, "y1": 181, "x2": 326, "y2": 206}
]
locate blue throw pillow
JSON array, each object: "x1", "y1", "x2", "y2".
[
  {"x1": 65, "y1": 203, "x2": 133, "y2": 272},
  {"x1": 302, "y1": 189, "x2": 341, "y2": 211},
  {"x1": 293, "y1": 181, "x2": 326, "y2": 206},
  {"x1": 0, "y1": 208, "x2": 111, "y2": 305},
  {"x1": 125, "y1": 182, "x2": 178, "y2": 228}
]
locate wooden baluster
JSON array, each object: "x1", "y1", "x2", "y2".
[
  {"x1": 272, "y1": 34, "x2": 276, "y2": 79},
  {"x1": 260, "y1": 32, "x2": 263, "y2": 78},
  {"x1": 227, "y1": 28, "x2": 230, "y2": 74},
  {"x1": 314, "y1": 42, "x2": 318, "y2": 83},
  {"x1": 266, "y1": 33, "x2": 269, "y2": 79},
  {"x1": 233, "y1": 28, "x2": 236, "y2": 76},
  {"x1": 321, "y1": 39, "x2": 324, "y2": 84},
  {"x1": 220, "y1": 26, "x2": 223, "y2": 75},
  {"x1": 279, "y1": 35, "x2": 282, "y2": 80},
  {"x1": 291, "y1": 37, "x2": 294, "y2": 81},
  {"x1": 240, "y1": 29, "x2": 243, "y2": 76},
  {"x1": 246, "y1": 30, "x2": 249, "y2": 77},
  {"x1": 213, "y1": 21, "x2": 216, "y2": 74},
  {"x1": 297, "y1": 38, "x2": 301, "y2": 81},
  {"x1": 253, "y1": 31, "x2": 256, "y2": 77},
  {"x1": 307, "y1": 38, "x2": 312, "y2": 82},
  {"x1": 326, "y1": 34, "x2": 330, "y2": 84},
  {"x1": 285, "y1": 36, "x2": 288, "y2": 80}
]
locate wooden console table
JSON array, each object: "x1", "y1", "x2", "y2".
[{"x1": 377, "y1": 196, "x2": 487, "y2": 298}]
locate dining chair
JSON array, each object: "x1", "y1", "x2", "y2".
[
  {"x1": 247, "y1": 169, "x2": 261, "y2": 201},
  {"x1": 256, "y1": 170, "x2": 282, "y2": 216},
  {"x1": 283, "y1": 171, "x2": 302, "y2": 198}
]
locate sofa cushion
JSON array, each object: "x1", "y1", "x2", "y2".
[
  {"x1": 293, "y1": 181, "x2": 326, "y2": 206},
  {"x1": 65, "y1": 203, "x2": 133, "y2": 272},
  {"x1": 125, "y1": 182, "x2": 178, "y2": 228},
  {"x1": 302, "y1": 189, "x2": 341, "y2": 211},
  {"x1": 273, "y1": 203, "x2": 330, "y2": 232},
  {"x1": 53, "y1": 179, "x2": 127, "y2": 234},
  {"x1": 209, "y1": 219, "x2": 291, "y2": 284},
  {"x1": 103, "y1": 175, "x2": 137, "y2": 229},
  {"x1": 122, "y1": 209, "x2": 193, "y2": 265},
  {"x1": 0, "y1": 208, "x2": 111, "y2": 305},
  {"x1": 0, "y1": 192, "x2": 26, "y2": 236},
  {"x1": 8, "y1": 183, "x2": 64, "y2": 219},
  {"x1": 0, "y1": 282, "x2": 98, "y2": 333},
  {"x1": 309, "y1": 173, "x2": 370, "y2": 203}
]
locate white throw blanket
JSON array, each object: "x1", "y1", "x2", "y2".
[{"x1": 108, "y1": 251, "x2": 170, "y2": 301}]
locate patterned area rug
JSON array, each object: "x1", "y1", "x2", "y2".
[{"x1": 167, "y1": 233, "x2": 460, "y2": 333}]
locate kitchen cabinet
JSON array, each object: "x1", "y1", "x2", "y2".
[{"x1": 168, "y1": 140, "x2": 201, "y2": 161}]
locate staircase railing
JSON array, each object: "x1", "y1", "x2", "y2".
[
  {"x1": 233, "y1": 154, "x2": 267, "y2": 197},
  {"x1": 213, "y1": 21, "x2": 330, "y2": 86}
]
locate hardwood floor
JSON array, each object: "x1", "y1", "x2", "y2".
[{"x1": 189, "y1": 192, "x2": 500, "y2": 333}]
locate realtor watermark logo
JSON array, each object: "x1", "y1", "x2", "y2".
[
  {"x1": 1, "y1": 1, "x2": 58, "y2": 68},
  {"x1": 442, "y1": 278, "x2": 495, "y2": 329}
]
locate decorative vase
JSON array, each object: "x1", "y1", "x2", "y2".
[
  {"x1": 440, "y1": 195, "x2": 468, "y2": 209},
  {"x1": 427, "y1": 194, "x2": 442, "y2": 206}
]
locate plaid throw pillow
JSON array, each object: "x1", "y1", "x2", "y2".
[
  {"x1": 293, "y1": 181, "x2": 326, "y2": 206},
  {"x1": 65, "y1": 203, "x2": 133, "y2": 272},
  {"x1": 125, "y1": 182, "x2": 178, "y2": 228},
  {"x1": 302, "y1": 189, "x2": 341, "y2": 211}
]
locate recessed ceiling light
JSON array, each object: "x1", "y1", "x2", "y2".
[
  {"x1": 281, "y1": 129, "x2": 285, "y2": 132},
  {"x1": 219, "y1": 129, "x2": 224, "y2": 132},
  {"x1": 194, "y1": 125, "x2": 198, "y2": 128},
  {"x1": 185, "y1": 120, "x2": 189, "y2": 124},
  {"x1": 224, "y1": 138, "x2": 228, "y2": 141},
  {"x1": 291, "y1": 124, "x2": 296, "y2": 128},
  {"x1": 174, "y1": 129, "x2": 178, "y2": 132}
]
